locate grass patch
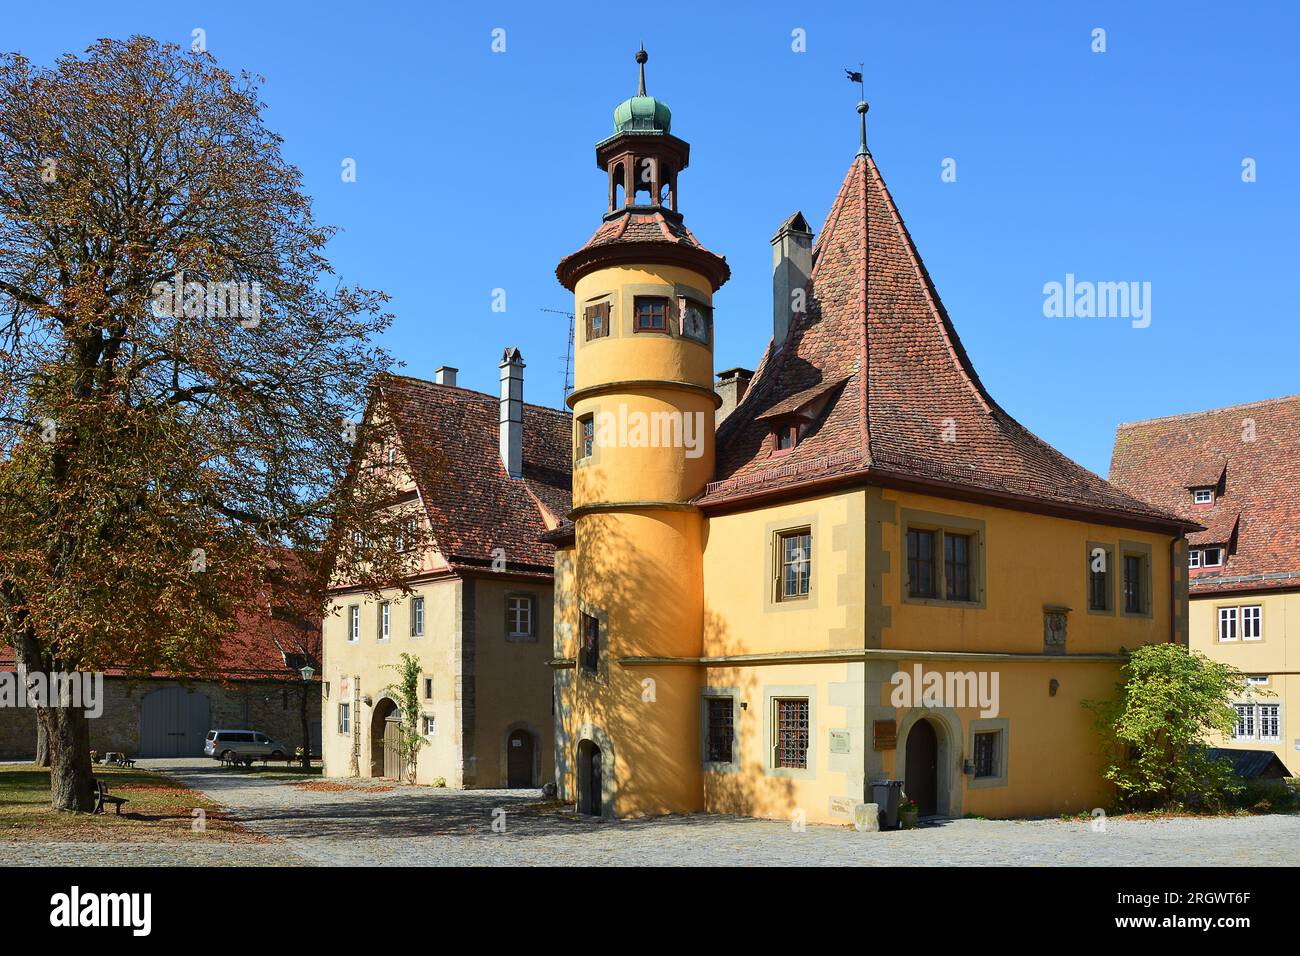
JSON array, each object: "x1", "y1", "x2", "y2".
[{"x1": 0, "y1": 763, "x2": 270, "y2": 844}]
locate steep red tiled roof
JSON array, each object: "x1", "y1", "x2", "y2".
[
  {"x1": 375, "y1": 374, "x2": 572, "y2": 574},
  {"x1": 1109, "y1": 395, "x2": 1300, "y2": 594},
  {"x1": 702, "y1": 153, "x2": 1184, "y2": 529}
]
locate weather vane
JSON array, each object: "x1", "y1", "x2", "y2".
[{"x1": 844, "y1": 63, "x2": 864, "y2": 100}]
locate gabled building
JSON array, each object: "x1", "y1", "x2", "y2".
[
  {"x1": 547, "y1": 50, "x2": 1197, "y2": 823},
  {"x1": 320, "y1": 360, "x2": 570, "y2": 786},
  {"x1": 1110, "y1": 395, "x2": 1300, "y2": 775}
]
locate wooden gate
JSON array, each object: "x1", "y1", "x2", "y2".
[{"x1": 139, "y1": 686, "x2": 211, "y2": 757}]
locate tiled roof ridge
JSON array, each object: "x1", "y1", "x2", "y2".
[
  {"x1": 1117, "y1": 393, "x2": 1300, "y2": 429},
  {"x1": 377, "y1": 371, "x2": 571, "y2": 419}
]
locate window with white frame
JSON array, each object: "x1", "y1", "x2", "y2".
[
  {"x1": 1189, "y1": 550, "x2": 1202, "y2": 569},
  {"x1": 1202, "y1": 547, "x2": 1223, "y2": 567},
  {"x1": 411, "y1": 596, "x2": 425, "y2": 637},
  {"x1": 1241, "y1": 605, "x2": 1262, "y2": 640},
  {"x1": 338, "y1": 702, "x2": 351, "y2": 734},
  {"x1": 1219, "y1": 604, "x2": 1261, "y2": 642},
  {"x1": 1234, "y1": 702, "x2": 1280, "y2": 741},
  {"x1": 423, "y1": 715, "x2": 436, "y2": 736},
  {"x1": 1218, "y1": 606, "x2": 1238, "y2": 642},
  {"x1": 1246, "y1": 675, "x2": 1269, "y2": 686},
  {"x1": 1192, "y1": 488, "x2": 1213, "y2": 504},
  {"x1": 378, "y1": 601, "x2": 391, "y2": 640},
  {"x1": 506, "y1": 594, "x2": 534, "y2": 639},
  {"x1": 347, "y1": 605, "x2": 360, "y2": 642}
]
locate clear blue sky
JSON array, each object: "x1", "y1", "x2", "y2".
[{"x1": 7, "y1": 1, "x2": 1297, "y2": 476}]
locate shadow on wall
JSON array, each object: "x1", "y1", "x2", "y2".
[{"x1": 564, "y1": 467, "x2": 796, "y2": 819}]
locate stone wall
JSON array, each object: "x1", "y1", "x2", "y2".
[{"x1": 0, "y1": 677, "x2": 321, "y2": 760}]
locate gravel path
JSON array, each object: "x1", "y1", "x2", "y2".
[{"x1": 96, "y1": 759, "x2": 1300, "y2": 867}]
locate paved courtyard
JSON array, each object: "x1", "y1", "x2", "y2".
[{"x1": 4, "y1": 758, "x2": 1298, "y2": 866}]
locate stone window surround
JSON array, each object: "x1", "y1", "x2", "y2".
[
  {"x1": 1216, "y1": 601, "x2": 1265, "y2": 643},
  {"x1": 346, "y1": 604, "x2": 360, "y2": 642},
  {"x1": 337, "y1": 701, "x2": 350, "y2": 735},
  {"x1": 579, "y1": 281, "x2": 713, "y2": 347},
  {"x1": 1085, "y1": 540, "x2": 1115, "y2": 615},
  {"x1": 763, "y1": 513, "x2": 821, "y2": 613},
  {"x1": 1119, "y1": 539, "x2": 1154, "y2": 619},
  {"x1": 762, "y1": 684, "x2": 817, "y2": 780},
  {"x1": 966, "y1": 717, "x2": 1010, "y2": 789},
  {"x1": 410, "y1": 593, "x2": 425, "y2": 638},
  {"x1": 700, "y1": 686, "x2": 741, "y2": 774},
  {"x1": 505, "y1": 591, "x2": 539, "y2": 642},
  {"x1": 376, "y1": 600, "x2": 392, "y2": 641},
  {"x1": 577, "y1": 599, "x2": 610, "y2": 685},
  {"x1": 899, "y1": 508, "x2": 988, "y2": 609}
]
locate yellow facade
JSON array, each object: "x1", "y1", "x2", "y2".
[
  {"x1": 551, "y1": 56, "x2": 1188, "y2": 824},
  {"x1": 1191, "y1": 590, "x2": 1299, "y2": 774}
]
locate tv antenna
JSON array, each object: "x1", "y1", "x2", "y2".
[{"x1": 540, "y1": 307, "x2": 576, "y2": 406}]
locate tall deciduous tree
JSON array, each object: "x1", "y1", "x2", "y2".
[{"x1": 0, "y1": 38, "x2": 420, "y2": 810}]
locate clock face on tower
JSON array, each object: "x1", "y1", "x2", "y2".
[{"x1": 680, "y1": 298, "x2": 710, "y2": 344}]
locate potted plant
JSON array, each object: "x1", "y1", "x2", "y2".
[{"x1": 899, "y1": 797, "x2": 920, "y2": 829}]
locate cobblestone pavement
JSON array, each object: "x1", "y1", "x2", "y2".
[{"x1": 11, "y1": 758, "x2": 1300, "y2": 866}]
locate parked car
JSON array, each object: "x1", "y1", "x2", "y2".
[{"x1": 204, "y1": 729, "x2": 291, "y2": 765}]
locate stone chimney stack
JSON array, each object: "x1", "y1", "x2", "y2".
[
  {"x1": 715, "y1": 368, "x2": 755, "y2": 425},
  {"x1": 498, "y1": 348, "x2": 525, "y2": 479},
  {"x1": 771, "y1": 212, "x2": 813, "y2": 350},
  {"x1": 434, "y1": 366, "x2": 458, "y2": 387}
]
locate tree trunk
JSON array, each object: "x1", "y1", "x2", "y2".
[
  {"x1": 48, "y1": 703, "x2": 96, "y2": 812},
  {"x1": 34, "y1": 709, "x2": 50, "y2": 767}
]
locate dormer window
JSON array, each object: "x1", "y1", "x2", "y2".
[
  {"x1": 1192, "y1": 488, "x2": 1214, "y2": 505},
  {"x1": 772, "y1": 423, "x2": 798, "y2": 455},
  {"x1": 1202, "y1": 547, "x2": 1223, "y2": 567}
]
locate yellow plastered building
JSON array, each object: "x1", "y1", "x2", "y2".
[
  {"x1": 547, "y1": 50, "x2": 1195, "y2": 824},
  {"x1": 321, "y1": 367, "x2": 570, "y2": 788},
  {"x1": 1111, "y1": 395, "x2": 1300, "y2": 779}
]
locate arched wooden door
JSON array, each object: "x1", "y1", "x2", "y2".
[
  {"x1": 507, "y1": 730, "x2": 534, "y2": 787},
  {"x1": 904, "y1": 720, "x2": 938, "y2": 816},
  {"x1": 139, "y1": 686, "x2": 211, "y2": 757},
  {"x1": 371, "y1": 699, "x2": 404, "y2": 780}
]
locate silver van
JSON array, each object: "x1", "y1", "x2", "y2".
[{"x1": 204, "y1": 729, "x2": 291, "y2": 764}]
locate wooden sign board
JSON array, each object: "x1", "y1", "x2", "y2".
[{"x1": 873, "y1": 719, "x2": 897, "y2": 751}]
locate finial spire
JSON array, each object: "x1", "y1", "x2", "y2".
[
  {"x1": 636, "y1": 43, "x2": 648, "y2": 96},
  {"x1": 845, "y1": 63, "x2": 869, "y2": 156}
]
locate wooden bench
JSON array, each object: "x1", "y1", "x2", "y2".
[
  {"x1": 93, "y1": 779, "x2": 127, "y2": 816},
  {"x1": 255, "y1": 753, "x2": 303, "y2": 768}
]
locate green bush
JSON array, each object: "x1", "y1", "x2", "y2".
[{"x1": 1085, "y1": 643, "x2": 1250, "y2": 812}]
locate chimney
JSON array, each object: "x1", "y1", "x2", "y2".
[
  {"x1": 771, "y1": 212, "x2": 813, "y2": 350},
  {"x1": 715, "y1": 367, "x2": 754, "y2": 425},
  {"x1": 498, "y1": 348, "x2": 525, "y2": 479},
  {"x1": 434, "y1": 366, "x2": 458, "y2": 387}
]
